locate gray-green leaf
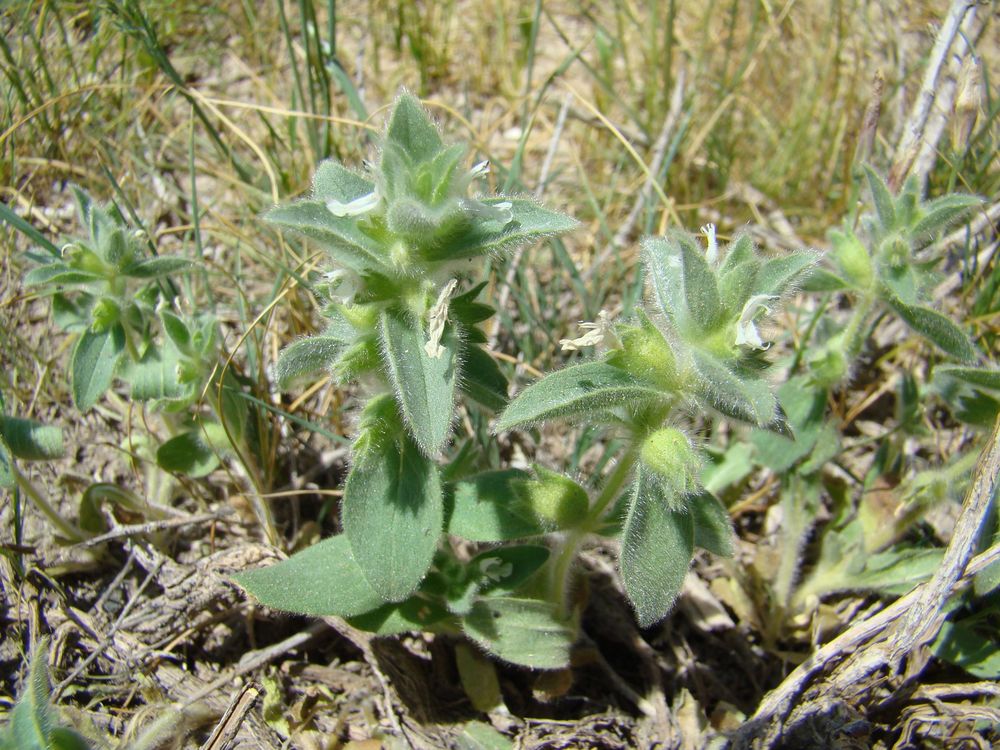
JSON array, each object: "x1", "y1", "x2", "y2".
[
  {"x1": 448, "y1": 469, "x2": 547, "y2": 541},
  {"x1": 71, "y1": 324, "x2": 125, "y2": 410},
  {"x1": 120, "y1": 255, "x2": 194, "y2": 278},
  {"x1": 265, "y1": 201, "x2": 387, "y2": 272},
  {"x1": 620, "y1": 468, "x2": 695, "y2": 628},
  {"x1": 233, "y1": 534, "x2": 385, "y2": 617},
  {"x1": 463, "y1": 596, "x2": 574, "y2": 669},
  {"x1": 343, "y1": 436, "x2": 444, "y2": 602},
  {"x1": 884, "y1": 295, "x2": 979, "y2": 363},
  {"x1": 689, "y1": 489, "x2": 734, "y2": 557},
  {"x1": 495, "y1": 361, "x2": 664, "y2": 432},
  {"x1": 0, "y1": 416, "x2": 64, "y2": 461},
  {"x1": 312, "y1": 161, "x2": 375, "y2": 203},
  {"x1": 274, "y1": 336, "x2": 344, "y2": 389},
  {"x1": 386, "y1": 92, "x2": 444, "y2": 163},
  {"x1": 690, "y1": 350, "x2": 778, "y2": 427},
  {"x1": 380, "y1": 310, "x2": 458, "y2": 457}
]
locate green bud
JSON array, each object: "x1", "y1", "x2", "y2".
[
  {"x1": 640, "y1": 427, "x2": 701, "y2": 497},
  {"x1": 830, "y1": 229, "x2": 873, "y2": 289},
  {"x1": 608, "y1": 316, "x2": 678, "y2": 391},
  {"x1": 63, "y1": 244, "x2": 106, "y2": 275},
  {"x1": 90, "y1": 297, "x2": 121, "y2": 332},
  {"x1": 807, "y1": 334, "x2": 849, "y2": 386},
  {"x1": 878, "y1": 234, "x2": 909, "y2": 270},
  {"x1": 512, "y1": 465, "x2": 589, "y2": 530}
]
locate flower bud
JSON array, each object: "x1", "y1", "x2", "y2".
[
  {"x1": 90, "y1": 297, "x2": 121, "y2": 332},
  {"x1": 831, "y1": 229, "x2": 873, "y2": 289},
  {"x1": 640, "y1": 427, "x2": 701, "y2": 498}
]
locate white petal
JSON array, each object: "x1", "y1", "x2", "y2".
[
  {"x1": 326, "y1": 190, "x2": 380, "y2": 217},
  {"x1": 425, "y1": 279, "x2": 459, "y2": 359},
  {"x1": 701, "y1": 223, "x2": 718, "y2": 265}
]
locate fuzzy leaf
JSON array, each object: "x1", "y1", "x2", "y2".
[
  {"x1": 884, "y1": 295, "x2": 979, "y2": 363},
  {"x1": 911, "y1": 193, "x2": 981, "y2": 241},
  {"x1": 800, "y1": 267, "x2": 852, "y2": 292},
  {"x1": 386, "y1": 93, "x2": 444, "y2": 162},
  {"x1": 677, "y1": 231, "x2": 722, "y2": 332},
  {"x1": 347, "y1": 596, "x2": 450, "y2": 635},
  {"x1": 495, "y1": 361, "x2": 664, "y2": 432},
  {"x1": 274, "y1": 336, "x2": 343, "y2": 389},
  {"x1": 689, "y1": 489, "x2": 734, "y2": 556},
  {"x1": 511, "y1": 465, "x2": 590, "y2": 530},
  {"x1": 343, "y1": 435, "x2": 444, "y2": 602},
  {"x1": 620, "y1": 468, "x2": 695, "y2": 628},
  {"x1": 422, "y1": 200, "x2": 578, "y2": 262},
  {"x1": 233, "y1": 535, "x2": 385, "y2": 617},
  {"x1": 448, "y1": 469, "x2": 548, "y2": 541},
  {"x1": 120, "y1": 255, "x2": 193, "y2": 278},
  {"x1": 933, "y1": 620, "x2": 1000, "y2": 680},
  {"x1": 0, "y1": 416, "x2": 64, "y2": 461},
  {"x1": 71, "y1": 324, "x2": 125, "y2": 410},
  {"x1": 380, "y1": 310, "x2": 458, "y2": 457},
  {"x1": 463, "y1": 596, "x2": 574, "y2": 669},
  {"x1": 0, "y1": 436, "x2": 12, "y2": 490},
  {"x1": 156, "y1": 429, "x2": 220, "y2": 478},
  {"x1": 468, "y1": 545, "x2": 550, "y2": 594},
  {"x1": 265, "y1": 201, "x2": 386, "y2": 272},
  {"x1": 864, "y1": 165, "x2": 896, "y2": 230},
  {"x1": 312, "y1": 161, "x2": 375, "y2": 203},
  {"x1": 460, "y1": 344, "x2": 508, "y2": 411},
  {"x1": 23, "y1": 264, "x2": 105, "y2": 287},
  {"x1": 159, "y1": 309, "x2": 191, "y2": 351},
  {"x1": 642, "y1": 236, "x2": 685, "y2": 325},
  {"x1": 127, "y1": 345, "x2": 188, "y2": 402},
  {"x1": 690, "y1": 350, "x2": 778, "y2": 427},
  {"x1": 752, "y1": 251, "x2": 818, "y2": 298},
  {"x1": 8, "y1": 639, "x2": 55, "y2": 750},
  {"x1": 935, "y1": 365, "x2": 1000, "y2": 392}
]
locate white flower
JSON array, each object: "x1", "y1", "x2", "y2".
[
  {"x1": 322, "y1": 268, "x2": 360, "y2": 303},
  {"x1": 701, "y1": 223, "x2": 718, "y2": 265},
  {"x1": 468, "y1": 160, "x2": 491, "y2": 179},
  {"x1": 425, "y1": 279, "x2": 458, "y2": 358},
  {"x1": 735, "y1": 294, "x2": 779, "y2": 349},
  {"x1": 326, "y1": 189, "x2": 380, "y2": 217},
  {"x1": 560, "y1": 310, "x2": 620, "y2": 351},
  {"x1": 479, "y1": 557, "x2": 513, "y2": 582}
]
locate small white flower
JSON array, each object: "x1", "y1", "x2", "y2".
[
  {"x1": 468, "y1": 160, "x2": 491, "y2": 179},
  {"x1": 425, "y1": 279, "x2": 458, "y2": 358},
  {"x1": 322, "y1": 268, "x2": 360, "y2": 302},
  {"x1": 479, "y1": 557, "x2": 513, "y2": 582},
  {"x1": 560, "y1": 309, "x2": 620, "y2": 351},
  {"x1": 326, "y1": 189, "x2": 380, "y2": 217},
  {"x1": 735, "y1": 294, "x2": 779, "y2": 349},
  {"x1": 701, "y1": 223, "x2": 718, "y2": 265}
]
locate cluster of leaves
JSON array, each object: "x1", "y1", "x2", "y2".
[{"x1": 23, "y1": 190, "x2": 248, "y2": 478}]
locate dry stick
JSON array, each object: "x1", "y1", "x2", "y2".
[
  {"x1": 601, "y1": 65, "x2": 686, "y2": 272},
  {"x1": 887, "y1": 0, "x2": 976, "y2": 190},
  {"x1": 76, "y1": 508, "x2": 235, "y2": 548},
  {"x1": 911, "y1": 5, "x2": 988, "y2": 188},
  {"x1": 732, "y1": 416, "x2": 1000, "y2": 749},
  {"x1": 198, "y1": 681, "x2": 262, "y2": 750}
]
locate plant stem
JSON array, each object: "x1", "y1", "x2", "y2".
[
  {"x1": 14, "y1": 466, "x2": 88, "y2": 542},
  {"x1": 550, "y1": 442, "x2": 641, "y2": 617}
]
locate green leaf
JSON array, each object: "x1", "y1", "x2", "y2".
[
  {"x1": 0, "y1": 416, "x2": 64, "y2": 461},
  {"x1": 864, "y1": 165, "x2": 896, "y2": 230},
  {"x1": 677, "y1": 230, "x2": 722, "y2": 332},
  {"x1": 71, "y1": 324, "x2": 125, "y2": 410},
  {"x1": 311, "y1": 161, "x2": 375, "y2": 203},
  {"x1": 495, "y1": 361, "x2": 665, "y2": 432},
  {"x1": 799, "y1": 267, "x2": 852, "y2": 292},
  {"x1": 620, "y1": 468, "x2": 695, "y2": 628},
  {"x1": 463, "y1": 596, "x2": 574, "y2": 669},
  {"x1": 468, "y1": 545, "x2": 550, "y2": 594},
  {"x1": 933, "y1": 619, "x2": 1000, "y2": 679},
  {"x1": 0, "y1": 436, "x2": 12, "y2": 490},
  {"x1": 448, "y1": 469, "x2": 548, "y2": 541},
  {"x1": 386, "y1": 92, "x2": 443, "y2": 162},
  {"x1": 460, "y1": 344, "x2": 508, "y2": 411},
  {"x1": 274, "y1": 336, "x2": 344, "y2": 389},
  {"x1": 51, "y1": 293, "x2": 91, "y2": 333},
  {"x1": 343, "y1": 436, "x2": 444, "y2": 602},
  {"x1": 264, "y1": 201, "x2": 387, "y2": 272},
  {"x1": 689, "y1": 490, "x2": 734, "y2": 556},
  {"x1": 642, "y1": 236, "x2": 685, "y2": 325},
  {"x1": 120, "y1": 255, "x2": 194, "y2": 278},
  {"x1": 159, "y1": 309, "x2": 191, "y2": 351},
  {"x1": 421, "y1": 200, "x2": 578, "y2": 262},
  {"x1": 455, "y1": 720, "x2": 515, "y2": 750},
  {"x1": 690, "y1": 350, "x2": 778, "y2": 427},
  {"x1": 126, "y1": 345, "x2": 188, "y2": 402},
  {"x1": 934, "y1": 365, "x2": 1000, "y2": 392},
  {"x1": 8, "y1": 638, "x2": 55, "y2": 750},
  {"x1": 911, "y1": 193, "x2": 981, "y2": 240},
  {"x1": 750, "y1": 375, "x2": 827, "y2": 472},
  {"x1": 751, "y1": 251, "x2": 818, "y2": 298},
  {"x1": 233, "y1": 535, "x2": 385, "y2": 617},
  {"x1": 347, "y1": 596, "x2": 450, "y2": 635},
  {"x1": 380, "y1": 310, "x2": 458, "y2": 457},
  {"x1": 883, "y1": 295, "x2": 979, "y2": 363},
  {"x1": 23, "y1": 264, "x2": 105, "y2": 287},
  {"x1": 156, "y1": 429, "x2": 219, "y2": 478},
  {"x1": 454, "y1": 647, "x2": 506, "y2": 715}
]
